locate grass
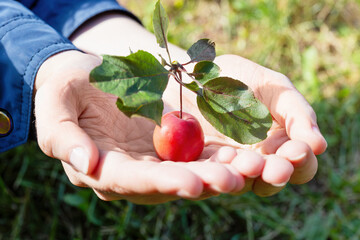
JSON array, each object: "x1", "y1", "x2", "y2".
[{"x1": 1, "y1": 0, "x2": 360, "y2": 239}]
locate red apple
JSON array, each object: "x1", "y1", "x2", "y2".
[{"x1": 153, "y1": 111, "x2": 204, "y2": 162}]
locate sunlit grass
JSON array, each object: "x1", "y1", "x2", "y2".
[{"x1": 1, "y1": 0, "x2": 360, "y2": 239}]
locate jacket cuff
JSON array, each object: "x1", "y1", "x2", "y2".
[
  {"x1": 31, "y1": 0, "x2": 141, "y2": 38},
  {"x1": 0, "y1": 12, "x2": 79, "y2": 152}
]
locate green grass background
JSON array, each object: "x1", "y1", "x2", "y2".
[{"x1": 1, "y1": 0, "x2": 360, "y2": 239}]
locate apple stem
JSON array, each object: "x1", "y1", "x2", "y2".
[{"x1": 179, "y1": 72, "x2": 183, "y2": 119}]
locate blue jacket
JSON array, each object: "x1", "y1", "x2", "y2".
[{"x1": 0, "y1": 0, "x2": 136, "y2": 152}]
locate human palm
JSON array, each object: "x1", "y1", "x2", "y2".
[{"x1": 34, "y1": 51, "x2": 246, "y2": 204}]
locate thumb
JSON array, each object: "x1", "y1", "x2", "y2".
[
  {"x1": 214, "y1": 55, "x2": 327, "y2": 155},
  {"x1": 34, "y1": 80, "x2": 99, "y2": 175},
  {"x1": 269, "y1": 83, "x2": 327, "y2": 155}
]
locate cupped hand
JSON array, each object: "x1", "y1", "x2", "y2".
[
  {"x1": 34, "y1": 49, "x2": 327, "y2": 202},
  {"x1": 34, "y1": 50, "x2": 253, "y2": 204},
  {"x1": 187, "y1": 54, "x2": 327, "y2": 196}
]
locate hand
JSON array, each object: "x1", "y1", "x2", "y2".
[
  {"x1": 34, "y1": 50, "x2": 256, "y2": 204},
  {"x1": 197, "y1": 54, "x2": 327, "y2": 196},
  {"x1": 157, "y1": 54, "x2": 326, "y2": 197}
]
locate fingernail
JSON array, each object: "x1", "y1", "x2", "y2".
[
  {"x1": 211, "y1": 185, "x2": 225, "y2": 193},
  {"x1": 271, "y1": 182, "x2": 287, "y2": 187},
  {"x1": 289, "y1": 152, "x2": 307, "y2": 161},
  {"x1": 312, "y1": 126, "x2": 323, "y2": 137},
  {"x1": 70, "y1": 147, "x2": 89, "y2": 174},
  {"x1": 177, "y1": 189, "x2": 193, "y2": 198},
  {"x1": 312, "y1": 126, "x2": 328, "y2": 150}
]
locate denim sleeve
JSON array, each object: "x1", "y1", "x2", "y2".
[
  {"x1": 27, "y1": 0, "x2": 141, "y2": 38},
  {"x1": 0, "y1": 0, "x2": 79, "y2": 152}
]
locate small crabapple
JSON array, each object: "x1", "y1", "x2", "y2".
[{"x1": 153, "y1": 111, "x2": 204, "y2": 162}]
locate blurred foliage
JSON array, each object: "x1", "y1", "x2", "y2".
[{"x1": 1, "y1": 0, "x2": 360, "y2": 239}]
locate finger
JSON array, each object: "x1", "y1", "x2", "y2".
[
  {"x1": 178, "y1": 161, "x2": 239, "y2": 193},
  {"x1": 252, "y1": 155, "x2": 292, "y2": 196},
  {"x1": 231, "y1": 150, "x2": 265, "y2": 178},
  {"x1": 230, "y1": 177, "x2": 255, "y2": 195},
  {"x1": 209, "y1": 146, "x2": 237, "y2": 163},
  {"x1": 282, "y1": 102, "x2": 327, "y2": 155},
  {"x1": 35, "y1": 82, "x2": 99, "y2": 175},
  {"x1": 191, "y1": 192, "x2": 220, "y2": 201},
  {"x1": 252, "y1": 178, "x2": 286, "y2": 197},
  {"x1": 260, "y1": 155, "x2": 294, "y2": 186},
  {"x1": 256, "y1": 123, "x2": 289, "y2": 155},
  {"x1": 262, "y1": 74, "x2": 327, "y2": 155},
  {"x1": 63, "y1": 158, "x2": 180, "y2": 203},
  {"x1": 82, "y1": 151, "x2": 204, "y2": 199},
  {"x1": 276, "y1": 140, "x2": 318, "y2": 184},
  {"x1": 228, "y1": 150, "x2": 265, "y2": 196},
  {"x1": 223, "y1": 164, "x2": 245, "y2": 193},
  {"x1": 92, "y1": 189, "x2": 180, "y2": 204},
  {"x1": 62, "y1": 161, "x2": 89, "y2": 188}
]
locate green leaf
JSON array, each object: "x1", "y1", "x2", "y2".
[
  {"x1": 187, "y1": 39, "x2": 216, "y2": 63},
  {"x1": 184, "y1": 81, "x2": 200, "y2": 93},
  {"x1": 196, "y1": 77, "x2": 272, "y2": 144},
  {"x1": 90, "y1": 50, "x2": 169, "y2": 124},
  {"x1": 202, "y1": 77, "x2": 256, "y2": 113},
  {"x1": 116, "y1": 98, "x2": 164, "y2": 125},
  {"x1": 153, "y1": 0, "x2": 169, "y2": 48},
  {"x1": 193, "y1": 61, "x2": 220, "y2": 84},
  {"x1": 197, "y1": 95, "x2": 272, "y2": 144}
]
